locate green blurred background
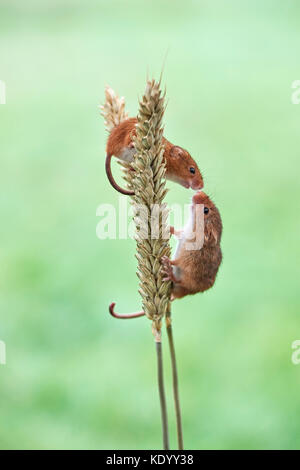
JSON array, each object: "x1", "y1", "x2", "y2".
[{"x1": 1, "y1": 0, "x2": 300, "y2": 450}]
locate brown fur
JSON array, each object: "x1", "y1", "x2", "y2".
[
  {"x1": 106, "y1": 117, "x2": 204, "y2": 192},
  {"x1": 170, "y1": 192, "x2": 222, "y2": 299},
  {"x1": 107, "y1": 117, "x2": 137, "y2": 157}
]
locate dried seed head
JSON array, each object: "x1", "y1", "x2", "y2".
[
  {"x1": 99, "y1": 85, "x2": 129, "y2": 132},
  {"x1": 126, "y1": 79, "x2": 171, "y2": 336}
]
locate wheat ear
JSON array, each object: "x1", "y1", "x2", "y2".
[
  {"x1": 128, "y1": 79, "x2": 171, "y2": 450},
  {"x1": 99, "y1": 85, "x2": 129, "y2": 132}
]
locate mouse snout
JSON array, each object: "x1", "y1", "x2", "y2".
[
  {"x1": 191, "y1": 175, "x2": 204, "y2": 190},
  {"x1": 191, "y1": 181, "x2": 203, "y2": 190}
]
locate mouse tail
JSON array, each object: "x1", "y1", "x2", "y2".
[
  {"x1": 105, "y1": 153, "x2": 134, "y2": 196},
  {"x1": 109, "y1": 302, "x2": 145, "y2": 319}
]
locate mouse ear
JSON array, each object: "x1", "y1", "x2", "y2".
[
  {"x1": 170, "y1": 146, "x2": 184, "y2": 158},
  {"x1": 211, "y1": 227, "x2": 218, "y2": 244},
  {"x1": 206, "y1": 224, "x2": 218, "y2": 244}
]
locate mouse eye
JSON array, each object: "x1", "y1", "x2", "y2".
[
  {"x1": 189, "y1": 167, "x2": 195, "y2": 174},
  {"x1": 204, "y1": 207, "x2": 209, "y2": 214}
]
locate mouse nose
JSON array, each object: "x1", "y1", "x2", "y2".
[{"x1": 191, "y1": 179, "x2": 204, "y2": 190}]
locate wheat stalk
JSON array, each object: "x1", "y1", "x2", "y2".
[
  {"x1": 166, "y1": 310, "x2": 184, "y2": 449},
  {"x1": 102, "y1": 81, "x2": 184, "y2": 449},
  {"x1": 128, "y1": 79, "x2": 171, "y2": 449}
]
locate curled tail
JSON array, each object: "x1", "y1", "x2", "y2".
[
  {"x1": 105, "y1": 154, "x2": 134, "y2": 196},
  {"x1": 109, "y1": 302, "x2": 145, "y2": 319}
]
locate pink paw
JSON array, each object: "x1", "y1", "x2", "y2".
[{"x1": 161, "y1": 256, "x2": 173, "y2": 282}]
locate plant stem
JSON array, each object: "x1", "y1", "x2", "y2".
[
  {"x1": 155, "y1": 338, "x2": 169, "y2": 450},
  {"x1": 166, "y1": 315, "x2": 184, "y2": 450}
]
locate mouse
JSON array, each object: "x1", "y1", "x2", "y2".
[
  {"x1": 109, "y1": 191, "x2": 222, "y2": 318},
  {"x1": 105, "y1": 117, "x2": 204, "y2": 195}
]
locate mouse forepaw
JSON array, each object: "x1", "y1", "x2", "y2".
[{"x1": 161, "y1": 256, "x2": 176, "y2": 282}]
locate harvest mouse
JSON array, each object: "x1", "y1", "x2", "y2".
[
  {"x1": 105, "y1": 117, "x2": 204, "y2": 195},
  {"x1": 109, "y1": 191, "x2": 222, "y2": 318}
]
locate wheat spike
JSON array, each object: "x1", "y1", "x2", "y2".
[
  {"x1": 99, "y1": 85, "x2": 129, "y2": 132},
  {"x1": 127, "y1": 79, "x2": 171, "y2": 339}
]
